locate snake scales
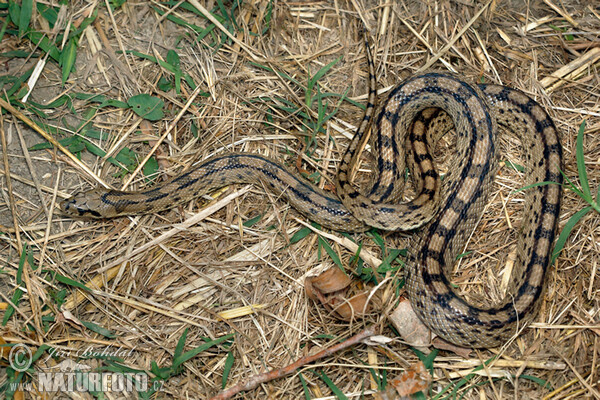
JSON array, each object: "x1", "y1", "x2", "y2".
[{"x1": 61, "y1": 39, "x2": 562, "y2": 348}]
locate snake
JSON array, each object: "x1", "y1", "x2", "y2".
[{"x1": 60, "y1": 37, "x2": 563, "y2": 348}]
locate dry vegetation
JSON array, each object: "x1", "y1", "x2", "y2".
[{"x1": 1, "y1": 0, "x2": 599, "y2": 399}]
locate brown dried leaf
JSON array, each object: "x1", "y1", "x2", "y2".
[
  {"x1": 389, "y1": 299, "x2": 432, "y2": 350},
  {"x1": 305, "y1": 267, "x2": 377, "y2": 321},
  {"x1": 389, "y1": 361, "x2": 431, "y2": 396},
  {"x1": 307, "y1": 266, "x2": 351, "y2": 294},
  {"x1": 329, "y1": 291, "x2": 371, "y2": 320}
]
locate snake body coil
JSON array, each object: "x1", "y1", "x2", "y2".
[{"x1": 61, "y1": 41, "x2": 562, "y2": 348}]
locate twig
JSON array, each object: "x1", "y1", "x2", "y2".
[
  {"x1": 418, "y1": 0, "x2": 492, "y2": 72},
  {"x1": 63, "y1": 186, "x2": 252, "y2": 309},
  {"x1": 0, "y1": 96, "x2": 107, "y2": 187},
  {"x1": 187, "y1": 0, "x2": 264, "y2": 62},
  {"x1": 119, "y1": 74, "x2": 211, "y2": 189},
  {"x1": 209, "y1": 325, "x2": 378, "y2": 400},
  {"x1": 0, "y1": 113, "x2": 21, "y2": 251},
  {"x1": 540, "y1": 47, "x2": 600, "y2": 92}
]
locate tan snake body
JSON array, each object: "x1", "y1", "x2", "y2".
[{"x1": 61, "y1": 39, "x2": 562, "y2": 348}]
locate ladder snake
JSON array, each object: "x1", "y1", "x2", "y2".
[{"x1": 61, "y1": 38, "x2": 563, "y2": 348}]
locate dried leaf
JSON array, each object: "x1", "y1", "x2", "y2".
[
  {"x1": 329, "y1": 291, "x2": 371, "y2": 320},
  {"x1": 306, "y1": 266, "x2": 351, "y2": 295},
  {"x1": 389, "y1": 299, "x2": 432, "y2": 350},
  {"x1": 389, "y1": 361, "x2": 431, "y2": 396}
]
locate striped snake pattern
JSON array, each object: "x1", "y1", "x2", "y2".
[{"x1": 61, "y1": 37, "x2": 562, "y2": 348}]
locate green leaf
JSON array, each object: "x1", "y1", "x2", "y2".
[
  {"x1": 551, "y1": 206, "x2": 592, "y2": 265},
  {"x1": 19, "y1": 0, "x2": 33, "y2": 37},
  {"x1": 0, "y1": 9, "x2": 9, "y2": 44},
  {"x1": 99, "y1": 98, "x2": 129, "y2": 109},
  {"x1": 59, "y1": 39, "x2": 78, "y2": 85},
  {"x1": 308, "y1": 56, "x2": 342, "y2": 92},
  {"x1": 518, "y1": 374, "x2": 553, "y2": 390},
  {"x1": 150, "y1": 360, "x2": 171, "y2": 380},
  {"x1": 0, "y1": 50, "x2": 32, "y2": 58},
  {"x1": 166, "y1": 49, "x2": 180, "y2": 68},
  {"x1": 8, "y1": 2, "x2": 20, "y2": 28},
  {"x1": 128, "y1": 94, "x2": 164, "y2": 121},
  {"x1": 413, "y1": 348, "x2": 438, "y2": 371},
  {"x1": 243, "y1": 214, "x2": 263, "y2": 227},
  {"x1": 298, "y1": 372, "x2": 311, "y2": 399},
  {"x1": 222, "y1": 351, "x2": 234, "y2": 389},
  {"x1": 49, "y1": 271, "x2": 91, "y2": 291},
  {"x1": 27, "y1": 31, "x2": 61, "y2": 61},
  {"x1": 28, "y1": 95, "x2": 71, "y2": 109},
  {"x1": 115, "y1": 147, "x2": 137, "y2": 171},
  {"x1": 82, "y1": 137, "x2": 108, "y2": 159},
  {"x1": 109, "y1": 0, "x2": 127, "y2": 9},
  {"x1": 174, "y1": 328, "x2": 188, "y2": 360},
  {"x1": 377, "y1": 248, "x2": 403, "y2": 274},
  {"x1": 2, "y1": 288, "x2": 23, "y2": 326},
  {"x1": 31, "y1": 345, "x2": 52, "y2": 363},
  {"x1": 315, "y1": 371, "x2": 349, "y2": 400},
  {"x1": 561, "y1": 169, "x2": 585, "y2": 200},
  {"x1": 28, "y1": 135, "x2": 78, "y2": 151},
  {"x1": 158, "y1": 76, "x2": 174, "y2": 92},
  {"x1": 80, "y1": 320, "x2": 116, "y2": 339},
  {"x1": 171, "y1": 333, "x2": 234, "y2": 370},
  {"x1": 16, "y1": 243, "x2": 27, "y2": 284},
  {"x1": 142, "y1": 156, "x2": 159, "y2": 183},
  {"x1": 368, "y1": 230, "x2": 385, "y2": 252},
  {"x1": 2, "y1": 245, "x2": 35, "y2": 325},
  {"x1": 511, "y1": 180, "x2": 559, "y2": 194},
  {"x1": 37, "y1": 3, "x2": 59, "y2": 27},
  {"x1": 503, "y1": 160, "x2": 524, "y2": 172},
  {"x1": 289, "y1": 227, "x2": 312, "y2": 245},
  {"x1": 318, "y1": 236, "x2": 344, "y2": 270}
]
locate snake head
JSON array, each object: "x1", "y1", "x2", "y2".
[{"x1": 59, "y1": 189, "x2": 115, "y2": 219}]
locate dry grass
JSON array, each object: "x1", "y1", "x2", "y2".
[{"x1": 1, "y1": 0, "x2": 599, "y2": 399}]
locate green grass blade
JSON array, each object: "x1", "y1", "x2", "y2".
[
  {"x1": 243, "y1": 214, "x2": 263, "y2": 227},
  {"x1": 19, "y1": 0, "x2": 33, "y2": 37},
  {"x1": 60, "y1": 39, "x2": 78, "y2": 85},
  {"x1": 511, "y1": 180, "x2": 560, "y2": 194},
  {"x1": 222, "y1": 351, "x2": 234, "y2": 389},
  {"x1": 316, "y1": 371, "x2": 349, "y2": 400},
  {"x1": 551, "y1": 206, "x2": 592, "y2": 265},
  {"x1": 2, "y1": 289, "x2": 23, "y2": 326},
  {"x1": 309, "y1": 56, "x2": 342, "y2": 90},
  {"x1": 0, "y1": 11, "x2": 10, "y2": 43},
  {"x1": 172, "y1": 333, "x2": 234, "y2": 370},
  {"x1": 49, "y1": 271, "x2": 91, "y2": 291},
  {"x1": 560, "y1": 169, "x2": 585, "y2": 199},
  {"x1": 249, "y1": 61, "x2": 303, "y2": 87},
  {"x1": 79, "y1": 320, "x2": 116, "y2": 339},
  {"x1": 517, "y1": 374, "x2": 552, "y2": 390},
  {"x1": 318, "y1": 236, "x2": 344, "y2": 270},
  {"x1": 174, "y1": 328, "x2": 188, "y2": 360},
  {"x1": 298, "y1": 372, "x2": 312, "y2": 399},
  {"x1": 289, "y1": 227, "x2": 313, "y2": 245},
  {"x1": 27, "y1": 31, "x2": 61, "y2": 61},
  {"x1": 8, "y1": 2, "x2": 20, "y2": 31}
]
